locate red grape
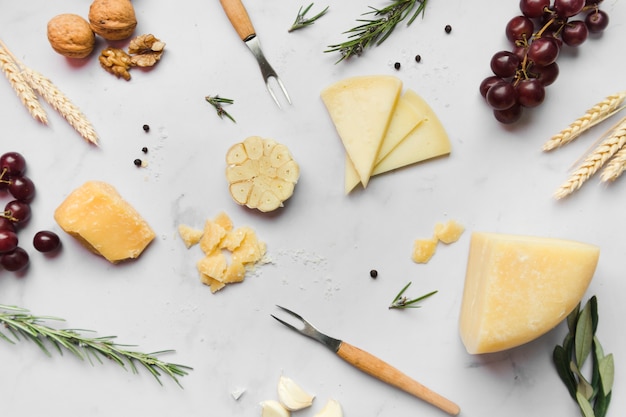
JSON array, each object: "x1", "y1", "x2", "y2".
[
  {"x1": 585, "y1": 10, "x2": 609, "y2": 33},
  {"x1": 33, "y1": 231, "x2": 61, "y2": 253},
  {"x1": 0, "y1": 152, "x2": 26, "y2": 177},
  {"x1": 480, "y1": 76, "x2": 504, "y2": 98},
  {"x1": 562, "y1": 21, "x2": 588, "y2": 46},
  {"x1": 0, "y1": 230, "x2": 18, "y2": 253},
  {"x1": 532, "y1": 61, "x2": 559, "y2": 86},
  {"x1": 527, "y1": 37, "x2": 560, "y2": 66},
  {"x1": 0, "y1": 217, "x2": 16, "y2": 232},
  {"x1": 494, "y1": 104, "x2": 523, "y2": 124},
  {"x1": 520, "y1": 0, "x2": 551, "y2": 18},
  {"x1": 516, "y1": 79, "x2": 546, "y2": 107},
  {"x1": 8, "y1": 176, "x2": 36, "y2": 203},
  {"x1": 486, "y1": 82, "x2": 517, "y2": 110},
  {"x1": 4, "y1": 200, "x2": 31, "y2": 227},
  {"x1": 506, "y1": 16, "x2": 535, "y2": 42},
  {"x1": 490, "y1": 51, "x2": 521, "y2": 78},
  {"x1": 1, "y1": 247, "x2": 29, "y2": 271},
  {"x1": 554, "y1": 0, "x2": 585, "y2": 18}
]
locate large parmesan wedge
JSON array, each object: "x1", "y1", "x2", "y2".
[
  {"x1": 344, "y1": 91, "x2": 423, "y2": 193},
  {"x1": 321, "y1": 75, "x2": 402, "y2": 187},
  {"x1": 373, "y1": 89, "x2": 451, "y2": 175},
  {"x1": 459, "y1": 232, "x2": 600, "y2": 354},
  {"x1": 54, "y1": 181, "x2": 155, "y2": 263}
]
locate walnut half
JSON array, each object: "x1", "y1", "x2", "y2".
[
  {"x1": 99, "y1": 47, "x2": 132, "y2": 80},
  {"x1": 128, "y1": 34, "x2": 165, "y2": 68}
]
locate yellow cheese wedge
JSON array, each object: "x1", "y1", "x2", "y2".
[
  {"x1": 54, "y1": 181, "x2": 155, "y2": 263},
  {"x1": 344, "y1": 92, "x2": 424, "y2": 193},
  {"x1": 373, "y1": 89, "x2": 451, "y2": 175},
  {"x1": 459, "y1": 232, "x2": 600, "y2": 354},
  {"x1": 321, "y1": 75, "x2": 402, "y2": 187}
]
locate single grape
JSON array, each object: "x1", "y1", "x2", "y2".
[
  {"x1": 531, "y1": 61, "x2": 559, "y2": 86},
  {"x1": 0, "y1": 229, "x2": 18, "y2": 253},
  {"x1": 520, "y1": 0, "x2": 551, "y2": 18},
  {"x1": 0, "y1": 152, "x2": 26, "y2": 177},
  {"x1": 33, "y1": 230, "x2": 61, "y2": 253},
  {"x1": 1, "y1": 247, "x2": 29, "y2": 271},
  {"x1": 516, "y1": 79, "x2": 546, "y2": 107},
  {"x1": 554, "y1": 0, "x2": 585, "y2": 17},
  {"x1": 480, "y1": 76, "x2": 504, "y2": 98},
  {"x1": 8, "y1": 176, "x2": 36, "y2": 203},
  {"x1": 585, "y1": 10, "x2": 609, "y2": 33},
  {"x1": 494, "y1": 104, "x2": 523, "y2": 124},
  {"x1": 490, "y1": 51, "x2": 521, "y2": 78},
  {"x1": 506, "y1": 15, "x2": 535, "y2": 42},
  {"x1": 4, "y1": 200, "x2": 31, "y2": 227},
  {"x1": 0, "y1": 217, "x2": 16, "y2": 232},
  {"x1": 512, "y1": 44, "x2": 528, "y2": 61},
  {"x1": 527, "y1": 37, "x2": 560, "y2": 66},
  {"x1": 486, "y1": 82, "x2": 517, "y2": 110},
  {"x1": 562, "y1": 20, "x2": 589, "y2": 46}
]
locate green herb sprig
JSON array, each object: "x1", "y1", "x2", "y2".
[
  {"x1": 553, "y1": 296, "x2": 614, "y2": 417},
  {"x1": 0, "y1": 304, "x2": 192, "y2": 387},
  {"x1": 205, "y1": 95, "x2": 236, "y2": 123},
  {"x1": 325, "y1": 0, "x2": 428, "y2": 63},
  {"x1": 389, "y1": 281, "x2": 437, "y2": 309},
  {"x1": 288, "y1": 3, "x2": 329, "y2": 33}
]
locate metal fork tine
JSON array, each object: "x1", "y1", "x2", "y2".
[{"x1": 272, "y1": 305, "x2": 341, "y2": 351}]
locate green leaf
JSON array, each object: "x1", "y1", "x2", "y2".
[
  {"x1": 575, "y1": 301, "x2": 594, "y2": 368},
  {"x1": 594, "y1": 390, "x2": 611, "y2": 417},
  {"x1": 553, "y1": 345, "x2": 577, "y2": 399},
  {"x1": 570, "y1": 361, "x2": 594, "y2": 400},
  {"x1": 598, "y1": 354, "x2": 614, "y2": 395},
  {"x1": 567, "y1": 302, "x2": 581, "y2": 334},
  {"x1": 589, "y1": 296, "x2": 599, "y2": 335},
  {"x1": 576, "y1": 391, "x2": 596, "y2": 417}
]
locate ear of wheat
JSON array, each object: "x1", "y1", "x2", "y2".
[
  {"x1": 0, "y1": 45, "x2": 48, "y2": 124},
  {"x1": 543, "y1": 91, "x2": 626, "y2": 151},
  {"x1": 554, "y1": 116, "x2": 626, "y2": 199}
]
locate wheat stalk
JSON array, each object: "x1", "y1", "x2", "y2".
[
  {"x1": 0, "y1": 45, "x2": 48, "y2": 124},
  {"x1": 21, "y1": 67, "x2": 99, "y2": 145},
  {"x1": 543, "y1": 91, "x2": 626, "y2": 151},
  {"x1": 554, "y1": 116, "x2": 626, "y2": 199},
  {"x1": 600, "y1": 146, "x2": 626, "y2": 183}
]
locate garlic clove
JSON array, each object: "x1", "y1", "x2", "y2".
[
  {"x1": 260, "y1": 400, "x2": 291, "y2": 417},
  {"x1": 277, "y1": 375, "x2": 315, "y2": 411},
  {"x1": 314, "y1": 399, "x2": 343, "y2": 417}
]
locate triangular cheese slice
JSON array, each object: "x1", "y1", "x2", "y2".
[
  {"x1": 321, "y1": 75, "x2": 402, "y2": 187},
  {"x1": 460, "y1": 232, "x2": 599, "y2": 354},
  {"x1": 344, "y1": 91, "x2": 424, "y2": 193},
  {"x1": 373, "y1": 89, "x2": 451, "y2": 176}
]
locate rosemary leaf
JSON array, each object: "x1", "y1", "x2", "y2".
[
  {"x1": 389, "y1": 281, "x2": 437, "y2": 309},
  {"x1": 205, "y1": 95, "x2": 236, "y2": 123},
  {"x1": 288, "y1": 3, "x2": 329, "y2": 32}
]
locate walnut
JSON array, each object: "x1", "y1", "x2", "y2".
[
  {"x1": 88, "y1": 0, "x2": 137, "y2": 41},
  {"x1": 99, "y1": 47, "x2": 132, "y2": 80},
  {"x1": 47, "y1": 14, "x2": 95, "y2": 59},
  {"x1": 128, "y1": 34, "x2": 166, "y2": 67}
]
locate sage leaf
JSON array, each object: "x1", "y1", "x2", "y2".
[
  {"x1": 576, "y1": 391, "x2": 596, "y2": 417},
  {"x1": 575, "y1": 301, "x2": 594, "y2": 368},
  {"x1": 598, "y1": 354, "x2": 614, "y2": 395}
]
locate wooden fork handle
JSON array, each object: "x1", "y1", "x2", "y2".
[
  {"x1": 336, "y1": 341, "x2": 460, "y2": 415},
  {"x1": 219, "y1": 0, "x2": 256, "y2": 41}
]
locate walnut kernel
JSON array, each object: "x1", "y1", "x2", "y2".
[
  {"x1": 99, "y1": 47, "x2": 132, "y2": 80},
  {"x1": 128, "y1": 34, "x2": 166, "y2": 67},
  {"x1": 88, "y1": 0, "x2": 137, "y2": 41},
  {"x1": 47, "y1": 14, "x2": 95, "y2": 59}
]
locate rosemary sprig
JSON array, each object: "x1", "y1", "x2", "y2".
[
  {"x1": 288, "y1": 3, "x2": 329, "y2": 32},
  {"x1": 205, "y1": 95, "x2": 236, "y2": 123},
  {"x1": 0, "y1": 304, "x2": 192, "y2": 387},
  {"x1": 389, "y1": 281, "x2": 437, "y2": 309},
  {"x1": 552, "y1": 296, "x2": 614, "y2": 417},
  {"x1": 325, "y1": 0, "x2": 428, "y2": 63}
]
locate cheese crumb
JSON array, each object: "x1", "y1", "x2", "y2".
[
  {"x1": 434, "y1": 220, "x2": 465, "y2": 244},
  {"x1": 411, "y1": 238, "x2": 438, "y2": 263}
]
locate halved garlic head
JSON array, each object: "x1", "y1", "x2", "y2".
[
  {"x1": 277, "y1": 375, "x2": 315, "y2": 411},
  {"x1": 314, "y1": 399, "x2": 343, "y2": 417},
  {"x1": 260, "y1": 400, "x2": 290, "y2": 417}
]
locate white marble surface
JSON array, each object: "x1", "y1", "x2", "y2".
[{"x1": 1, "y1": 0, "x2": 625, "y2": 415}]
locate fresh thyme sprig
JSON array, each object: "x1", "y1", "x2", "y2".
[
  {"x1": 389, "y1": 281, "x2": 437, "y2": 309},
  {"x1": 325, "y1": 0, "x2": 428, "y2": 63},
  {"x1": 0, "y1": 304, "x2": 192, "y2": 387},
  {"x1": 205, "y1": 95, "x2": 236, "y2": 123},
  {"x1": 552, "y1": 296, "x2": 614, "y2": 417},
  {"x1": 288, "y1": 3, "x2": 329, "y2": 33}
]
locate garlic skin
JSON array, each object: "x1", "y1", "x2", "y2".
[
  {"x1": 260, "y1": 400, "x2": 290, "y2": 417},
  {"x1": 314, "y1": 399, "x2": 343, "y2": 417},
  {"x1": 277, "y1": 376, "x2": 315, "y2": 411}
]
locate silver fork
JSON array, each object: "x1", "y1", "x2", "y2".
[
  {"x1": 272, "y1": 305, "x2": 461, "y2": 416},
  {"x1": 219, "y1": 0, "x2": 292, "y2": 108}
]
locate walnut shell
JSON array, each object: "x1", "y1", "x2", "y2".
[
  {"x1": 47, "y1": 14, "x2": 95, "y2": 59},
  {"x1": 88, "y1": 0, "x2": 137, "y2": 41}
]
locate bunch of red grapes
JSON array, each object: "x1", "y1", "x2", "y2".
[
  {"x1": 0, "y1": 152, "x2": 61, "y2": 272},
  {"x1": 480, "y1": 0, "x2": 609, "y2": 124}
]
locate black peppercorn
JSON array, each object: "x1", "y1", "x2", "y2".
[
  {"x1": 133, "y1": 159, "x2": 142, "y2": 167},
  {"x1": 415, "y1": 54, "x2": 422, "y2": 63},
  {"x1": 394, "y1": 62, "x2": 401, "y2": 70},
  {"x1": 445, "y1": 24, "x2": 452, "y2": 34},
  {"x1": 143, "y1": 124, "x2": 150, "y2": 132},
  {"x1": 370, "y1": 269, "x2": 378, "y2": 278},
  {"x1": 141, "y1": 147, "x2": 148, "y2": 153}
]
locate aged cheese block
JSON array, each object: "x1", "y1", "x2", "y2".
[
  {"x1": 344, "y1": 91, "x2": 424, "y2": 193},
  {"x1": 459, "y1": 232, "x2": 600, "y2": 354},
  {"x1": 321, "y1": 75, "x2": 402, "y2": 187},
  {"x1": 54, "y1": 181, "x2": 155, "y2": 263},
  {"x1": 373, "y1": 89, "x2": 451, "y2": 175}
]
